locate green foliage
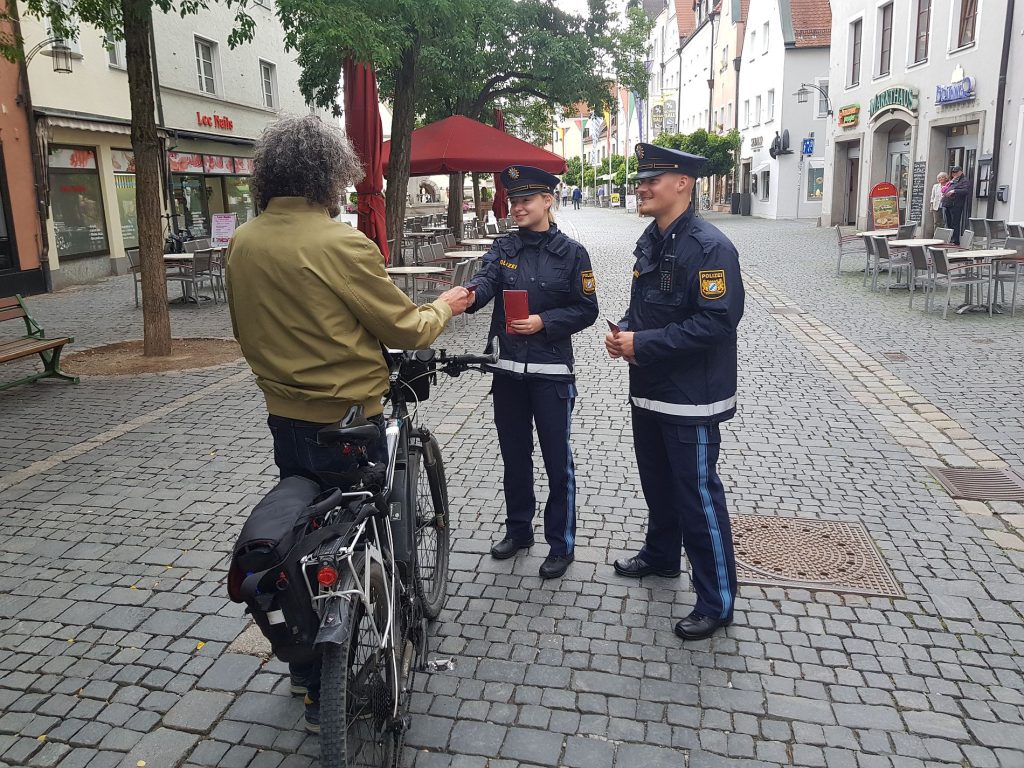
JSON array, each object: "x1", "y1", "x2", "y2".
[{"x1": 653, "y1": 129, "x2": 742, "y2": 178}]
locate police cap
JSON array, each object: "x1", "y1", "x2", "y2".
[
  {"x1": 634, "y1": 143, "x2": 707, "y2": 179},
  {"x1": 500, "y1": 165, "x2": 560, "y2": 198}
]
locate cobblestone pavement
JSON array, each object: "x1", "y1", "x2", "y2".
[{"x1": 2, "y1": 207, "x2": 1023, "y2": 768}]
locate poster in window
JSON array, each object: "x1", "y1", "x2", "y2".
[
  {"x1": 49, "y1": 147, "x2": 97, "y2": 170},
  {"x1": 110, "y1": 149, "x2": 136, "y2": 173},
  {"x1": 203, "y1": 154, "x2": 234, "y2": 175},
  {"x1": 169, "y1": 152, "x2": 204, "y2": 174},
  {"x1": 806, "y1": 165, "x2": 824, "y2": 201},
  {"x1": 976, "y1": 161, "x2": 991, "y2": 198}
]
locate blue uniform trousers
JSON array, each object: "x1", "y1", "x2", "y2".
[
  {"x1": 631, "y1": 406, "x2": 737, "y2": 620},
  {"x1": 492, "y1": 374, "x2": 577, "y2": 557}
]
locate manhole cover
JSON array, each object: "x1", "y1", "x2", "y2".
[
  {"x1": 767, "y1": 306, "x2": 803, "y2": 315},
  {"x1": 927, "y1": 467, "x2": 1024, "y2": 501},
  {"x1": 732, "y1": 515, "x2": 903, "y2": 597},
  {"x1": 882, "y1": 351, "x2": 909, "y2": 361}
]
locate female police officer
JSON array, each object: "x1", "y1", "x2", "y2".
[{"x1": 466, "y1": 165, "x2": 599, "y2": 579}]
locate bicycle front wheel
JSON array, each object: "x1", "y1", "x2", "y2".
[
  {"x1": 320, "y1": 556, "x2": 399, "y2": 768},
  {"x1": 411, "y1": 437, "x2": 450, "y2": 620}
]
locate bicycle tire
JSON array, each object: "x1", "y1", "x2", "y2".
[
  {"x1": 410, "y1": 438, "x2": 450, "y2": 620},
  {"x1": 320, "y1": 555, "x2": 399, "y2": 768}
]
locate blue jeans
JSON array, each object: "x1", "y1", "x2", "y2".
[{"x1": 266, "y1": 413, "x2": 387, "y2": 698}]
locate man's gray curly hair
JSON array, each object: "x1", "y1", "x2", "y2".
[{"x1": 251, "y1": 115, "x2": 364, "y2": 211}]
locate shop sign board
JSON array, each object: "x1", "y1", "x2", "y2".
[
  {"x1": 751, "y1": 136, "x2": 763, "y2": 150},
  {"x1": 868, "y1": 182, "x2": 900, "y2": 229},
  {"x1": 838, "y1": 104, "x2": 860, "y2": 127},
  {"x1": 936, "y1": 74, "x2": 976, "y2": 105},
  {"x1": 626, "y1": 194, "x2": 637, "y2": 212},
  {"x1": 909, "y1": 162, "x2": 927, "y2": 225},
  {"x1": 168, "y1": 152, "x2": 204, "y2": 174},
  {"x1": 49, "y1": 147, "x2": 97, "y2": 170},
  {"x1": 211, "y1": 213, "x2": 238, "y2": 247},
  {"x1": 203, "y1": 154, "x2": 235, "y2": 175},
  {"x1": 196, "y1": 112, "x2": 234, "y2": 130},
  {"x1": 868, "y1": 87, "x2": 918, "y2": 119}
]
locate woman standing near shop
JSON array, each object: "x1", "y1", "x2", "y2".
[{"x1": 466, "y1": 165, "x2": 599, "y2": 580}]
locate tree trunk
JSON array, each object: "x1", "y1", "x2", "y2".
[
  {"x1": 447, "y1": 172, "x2": 463, "y2": 237},
  {"x1": 472, "y1": 173, "x2": 481, "y2": 211},
  {"x1": 384, "y1": 43, "x2": 418, "y2": 265},
  {"x1": 122, "y1": 0, "x2": 170, "y2": 356}
]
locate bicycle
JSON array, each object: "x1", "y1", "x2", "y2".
[
  {"x1": 699, "y1": 193, "x2": 712, "y2": 211},
  {"x1": 294, "y1": 343, "x2": 497, "y2": 767}
]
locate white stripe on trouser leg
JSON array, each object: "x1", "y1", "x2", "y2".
[
  {"x1": 564, "y1": 396, "x2": 575, "y2": 552},
  {"x1": 696, "y1": 424, "x2": 732, "y2": 619}
]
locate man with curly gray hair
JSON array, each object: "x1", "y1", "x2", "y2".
[{"x1": 226, "y1": 115, "x2": 470, "y2": 733}]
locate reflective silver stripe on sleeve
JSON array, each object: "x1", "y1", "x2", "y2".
[
  {"x1": 630, "y1": 394, "x2": 737, "y2": 418},
  {"x1": 489, "y1": 358, "x2": 574, "y2": 376}
]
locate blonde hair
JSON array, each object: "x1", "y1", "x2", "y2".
[{"x1": 544, "y1": 192, "x2": 556, "y2": 225}]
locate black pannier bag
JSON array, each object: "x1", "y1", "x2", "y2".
[{"x1": 227, "y1": 476, "x2": 348, "y2": 664}]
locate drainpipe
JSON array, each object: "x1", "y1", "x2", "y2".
[{"x1": 985, "y1": 0, "x2": 1014, "y2": 218}]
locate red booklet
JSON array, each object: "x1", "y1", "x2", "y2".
[{"x1": 503, "y1": 290, "x2": 529, "y2": 334}]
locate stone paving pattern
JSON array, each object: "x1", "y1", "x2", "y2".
[{"x1": 1, "y1": 207, "x2": 1023, "y2": 768}]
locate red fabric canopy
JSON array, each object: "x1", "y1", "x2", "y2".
[
  {"x1": 343, "y1": 58, "x2": 389, "y2": 263},
  {"x1": 383, "y1": 115, "x2": 567, "y2": 175},
  {"x1": 490, "y1": 109, "x2": 509, "y2": 220}
]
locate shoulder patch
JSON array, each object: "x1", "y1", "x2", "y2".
[
  {"x1": 699, "y1": 269, "x2": 726, "y2": 299},
  {"x1": 499, "y1": 259, "x2": 518, "y2": 270},
  {"x1": 581, "y1": 269, "x2": 596, "y2": 295}
]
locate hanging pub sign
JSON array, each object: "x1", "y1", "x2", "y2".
[
  {"x1": 868, "y1": 182, "x2": 900, "y2": 229},
  {"x1": 837, "y1": 105, "x2": 860, "y2": 128},
  {"x1": 936, "y1": 67, "x2": 976, "y2": 105},
  {"x1": 868, "y1": 87, "x2": 918, "y2": 119}
]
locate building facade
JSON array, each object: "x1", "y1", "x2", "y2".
[
  {"x1": 709, "y1": 0, "x2": 748, "y2": 208},
  {"x1": 821, "y1": 0, "x2": 1017, "y2": 231},
  {"x1": 737, "y1": 0, "x2": 831, "y2": 220},
  {"x1": 19, "y1": 1, "x2": 328, "y2": 288}
]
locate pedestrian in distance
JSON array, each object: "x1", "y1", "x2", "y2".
[
  {"x1": 605, "y1": 142, "x2": 744, "y2": 642},
  {"x1": 941, "y1": 166, "x2": 970, "y2": 244},
  {"x1": 572, "y1": 186, "x2": 582, "y2": 210},
  {"x1": 466, "y1": 165, "x2": 599, "y2": 580},
  {"x1": 562, "y1": 185, "x2": 570, "y2": 208},
  {"x1": 930, "y1": 172, "x2": 948, "y2": 236},
  {"x1": 225, "y1": 115, "x2": 471, "y2": 733}
]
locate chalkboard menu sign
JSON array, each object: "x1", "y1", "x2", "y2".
[{"x1": 909, "y1": 161, "x2": 926, "y2": 225}]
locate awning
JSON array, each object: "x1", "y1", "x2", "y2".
[
  {"x1": 752, "y1": 162, "x2": 771, "y2": 175},
  {"x1": 40, "y1": 114, "x2": 132, "y2": 136}
]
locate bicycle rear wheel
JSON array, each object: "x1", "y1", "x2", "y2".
[
  {"x1": 411, "y1": 437, "x2": 450, "y2": 620},
  {"x1": 320, "y1": 556, "x2": 399, "y2": 768}
]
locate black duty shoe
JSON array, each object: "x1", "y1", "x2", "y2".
[
  {"x1": 490, "y1": 536, "x2": 534, "y2": 560},
  {"x1": 290, "y1": 673, "x2": 312, "y2": 696},
  {"x1": 673, "y1": 612, "x2": 732, "y2": 642},
  {"x1": 539, "y1": 553, "x2": 574, "y2": 579},
  {"x1": 303, "y1": 693, "x2": 320, "y2": 734},
  {"x1": 612, "y1": 554, "x2": 682, "y2": 578}
]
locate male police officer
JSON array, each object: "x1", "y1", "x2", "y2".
[{"x1": 605, "y1": 143, "x2": 744, "y2": 642}]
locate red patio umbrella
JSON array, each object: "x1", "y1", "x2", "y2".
[
  {"x1": 343, "y1": 57, "x2": 389, "y2": 263},
  {"x1": 491, "y1": 109, "x2": 509, "y2": 220}
]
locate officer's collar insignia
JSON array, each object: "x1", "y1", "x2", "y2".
[
  {"x1": 508, "y1": 167, "x2": 521, "y2": 179},
  {"x1": 581, "y1": 269, "x2": 596, "y2": 295},
  {"x1": 636, "y1": 145, "x2": 645, "y2": 160},
  {"x1": 699, "y1": 269, "x2": 727, "y2": 299}
]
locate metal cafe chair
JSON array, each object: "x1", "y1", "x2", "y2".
[
  {"x1": 834, "y1": 225, "x2": 865, "y2": 277},
  {"x1": 968, "y1": 217, "x2": 987, "y2": 248},
  {"x1": 906, "y1": 245, "x2": 934, "y2": 311},
  {"x1": 861, "y1": 235, "x2": 877, "y2": 288},
  {"x1": 985, "y1": 219, "x2": 1008, "y2": 249},
  {"x1": 989, "y1": 237, "x2": 1024, "y2": 317},
  {"x1": 928, "y1": 246, "x2": 991, "y2": 319}
]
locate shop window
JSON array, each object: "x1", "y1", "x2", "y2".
[
  {"x1": 225, "y1": 176, "x2": 256, "y2": 225},
  {"x1": 759, "y1": 170, "x2": 770, "y2": 201},
  {"x1": 48, "y1": 146, "x2": 109, "y2": 259},
  {"x1": 195, "y1": 37, "x2": 218, "y2": 94},
  {"x1": 955, "y1": 0, "x2": 977, "y2": 48},
  {"x1": 877, "y1": 3, "x2": 893, "y2": 77},
  {"x1": 46, "y1": 0, "x2": 81, "y2": 54},
  {"x1": 112, "y1": 148, "x2": 139, "y2": 249},
  {"x1": 914, "y1": 0, "x2": 931, "y2": 63},
  {"x1": 260, "y1": 60, "x2": 277, "y2": 109},
  {"x1": 848, "y1": 19, "x2": 862, "y2": 87},
  {"x1": 806, "y1": 163, "x2": 824, "y2": 202}
]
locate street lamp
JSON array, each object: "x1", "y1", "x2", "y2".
[
  {"x1": 795, "y1": 82, "x2": 832, "y2": 117},
  {"x1": 24, "y1": 37, "x2": 74, "y2": 74}
]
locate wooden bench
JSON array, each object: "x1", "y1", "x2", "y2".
[{"x1": 1, "y1": 295, "x2": 79, "y2": 391}]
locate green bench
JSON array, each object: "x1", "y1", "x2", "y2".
[{"x1": 0, "y1": 294, "x2": 78, "y2": 391}]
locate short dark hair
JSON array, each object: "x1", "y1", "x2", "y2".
[
  {"x1": 951, "y1": 165, "x2": 963, "y2": 173},
  {"x1": 251, "y1": 115, "x2": 364, "y2": 210}
]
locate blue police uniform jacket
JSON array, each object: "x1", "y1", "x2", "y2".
[
  {"x1": 621, "y1": 206, "x2": 743, "y2": 424},
  {"x1": 467, "y1": 225, "x2": 598, "y2": 380}
]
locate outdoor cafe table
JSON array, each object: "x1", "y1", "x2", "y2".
[
  {"x1": 889, "y1": 238, "x2": 944, "y2": 248},
  {"x1": 443, "y1": 250, "x2": 488, "y2": 259},
  {"x1": 943, "y1": 248, "x2": 1017, "y2": 313},
  {"x1": 855, "y1": 229, "x2": 898, "y2": 238},
  {"x1": 385, "y1": 266, "x2": 445, "y2": 303},
  {"x1": 460, "y1": 238, "x2": 495, "y2": 248}
]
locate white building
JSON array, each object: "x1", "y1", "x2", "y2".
[
  {"x1": 736, "y1": 0, "x2": 831, "y2": 220},
  {"x1": 821, "y1": 0, "x2": 1019, "y2": 231},
  {"x1": 644, "y1": 0, "x2": 691, "y2": 139},
  {"x1": 21, "y1": 2, "x2": 329, "y2": 286}
]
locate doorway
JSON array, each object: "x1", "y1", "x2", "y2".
[
  {"x1": 886, "y1": 124, "x2": 911, "y2": 223},
  {"x1": 945, "y1": 122, "x2": 978, "y2": 228},
  {"x1": 0, "y1": 150, "x2": 16, "y2": 273}
]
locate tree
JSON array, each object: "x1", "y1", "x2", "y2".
[
  {"x1": 653, "y1": 129, "x2": 742, "y2": 179},
  {"x1": 2, "y1": 0, "x2": 254, "y2": 356}
]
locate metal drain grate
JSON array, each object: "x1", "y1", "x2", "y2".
[
  {"x1": 882, "y1": 351, "x2": 909, "y2": 362},
  {"x1": 732, "y1": 515, "x2": 903, "y2": 597},
  {"x1": 768, "y1": 306, "x2": 803, "y2": 315},
  {"x1": 927, "y1": 467, "x2": 1024, "y2": 501}
]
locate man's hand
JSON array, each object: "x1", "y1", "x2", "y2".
[
  {"x1": 439, "y1": 287, "x2": 472, "y2": 316},
  {"x1": 509, "y1": 314, "x2": 544, "y2": 335},
  {"x1": 606, "y1": 331, "x2": 635, "y2": 360}
]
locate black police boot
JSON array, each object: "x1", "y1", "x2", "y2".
[
  {"x1": 490, "y1": 536, "x2": 534, "y2": 560},
  {"x1": 673, "y1": 612, "x2": 732, "y2": 641},
  {"x1": 612, "y1": 554, "x2": 682, "y2": 578},
  {"x1": 539, "y1": 553, "x2": 574, "y2": 579}
]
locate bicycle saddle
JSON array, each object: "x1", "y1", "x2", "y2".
[{"x1": 316, "y1": 405, "x2": 379, "y2": 446}]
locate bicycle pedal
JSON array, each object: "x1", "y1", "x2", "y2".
[{"x1": 425, "y1": 657, "x2": 455, "y2": 672}]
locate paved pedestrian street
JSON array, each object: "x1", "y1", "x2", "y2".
[{"x1": 2, "y1": 207, "x2": 1023, "y2": 768}]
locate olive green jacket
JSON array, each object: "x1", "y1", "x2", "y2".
[{"x1": 226, "y1": 197, "x2": 451, "y2": 422}]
